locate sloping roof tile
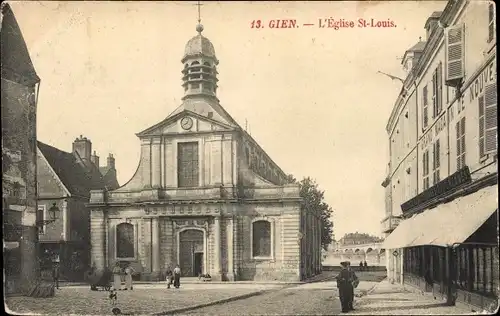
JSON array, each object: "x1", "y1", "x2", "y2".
[
  {"x1": 38, "y1": 141, "x2": 106, "y2": 197},
  {"x1": 1, "y1": 3, "x2": 40, "y2": 86}
]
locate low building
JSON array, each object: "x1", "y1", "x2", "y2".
[
  {"x1": 382, "y1": 0, "x2": 498, "y2": 312},
  {"x1": 37, "y1": 137, "x2": 119, "y2": 280}
]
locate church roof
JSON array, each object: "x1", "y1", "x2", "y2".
[
  {"x1": 0, "y1": 3, "x2": 40, "y2": 86},
  {"x1": 38, "y1": 141, "x2": 107, "y2": 197},
  {"x1": 183, "y1": 33, "x2": 217, "y2": 62}
]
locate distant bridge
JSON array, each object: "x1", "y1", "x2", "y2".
[
  {"x1": 323, "y1": 242, "x2": 386, "y2": 266},
  {"x1": 334, "y1": 242, "x2": 385, "y2": 255}
]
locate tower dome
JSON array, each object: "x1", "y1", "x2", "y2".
[
  {"x1": 183, "y1": 33, "x2": 216, "y2": 60},
  {"x1": 181, "y1": 24, "x2": 219, "y2": 101}
]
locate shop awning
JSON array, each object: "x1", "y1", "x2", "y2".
[{"x1": 382, "y1": 184, "x2": 498, "y2": 249}]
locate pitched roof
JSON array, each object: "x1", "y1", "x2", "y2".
[
  {"x1": 407, "y1": 41, "x2": 426, "y2": 52},
  {"x1": 99, "y1": 166, "x2": 120, "y2": 190},
  {"x1": 37, "y1": 141, "x2": 107, "y2": 197},
  {"x1": 1, "y1": 3, "x2": 40, "y2": 86}
]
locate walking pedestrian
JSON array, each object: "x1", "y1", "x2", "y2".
[
  {"x1": 359, "y1": 261, "x2": 364, "y2": 271},
  {"x1": 124, "y1": 263, "x2": 135, "y2": 290},
  {"x1": 112, "y1": 262, "x2": 122, "y2": 290},
  {"x1": 165, "y1": 266, "x2": 173, "y2": 289},
  {"x1": 335, "y1": 261, "x2": 354, "y2": 313},
  {"x1": 363, "y1": 260, "x2": 368, "y2": 271},
  {"x1": 52, "y1": 262, "x2": 60, "y2": 289},
  {"x1": 173, "y1": 264, "x2": 181, "y2": 289}
]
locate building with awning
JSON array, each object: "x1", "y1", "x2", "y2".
[
  {"x1": 383, "y1": 177, "x2": 497, "y2": 250},
  {"x1": 381, "y1": 0, "x2": 497, "y2": 313}
]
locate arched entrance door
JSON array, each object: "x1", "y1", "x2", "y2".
[{"x1": 179, "y1": 229, "x2": 204, "y2": 277}]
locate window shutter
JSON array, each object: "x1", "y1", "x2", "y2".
[
  {"x1": 446, "y1": 23, "x2": 465, "y2": 82},
  {"x1": 438, "y1": 62, "x2": 443, "y2": 112},
  {"x1": 432, "y1": 143, "x2": 436, "y2": 170},
  {"x1": 432, "y1": 71, "x2": 438, "y2": 118},
  {"x1": 425, "y1": 151, "x2": 429, "y2": 175},
  {"x1": 456, "y1": 121, "x2": 461, "y2": 169},
  {"x1": 484, "y1": 83, "x2": 498, "y2": 154},
  {"x1": 479, "y1": 95, "x2": 485, "y2": 157},
  {"x1": 436, "y1": 139, "x2": 440, "y2": 168},
  {"x1": 488, "y1": 3, "x2": 495, "y2": 43},
  {"x1": 423, "y1": 85, "x2": 429, "y2": 127},
  {"x1": 460, "y1": 118, "x2": 466, "y2": 168}
]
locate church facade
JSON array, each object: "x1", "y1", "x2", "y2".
[{"x1": 87, "y1": 23, "x2": 322, "y2": 282}]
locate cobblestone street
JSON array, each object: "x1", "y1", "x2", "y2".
[
  {"x1": 5, "y1": 285, "x2": 277, "y2": 316},
  {"x1": 350, "y1": 280, "x2": 473, "y2": 315},
  {"x1": 183, "y1": 281, "x2": 378, "y2": 315}
]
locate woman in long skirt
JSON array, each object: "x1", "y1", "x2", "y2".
[
  {"x1": 124, "y1": 263, "x2": 135, "y2": 290},
  {"x1": 112, "y1": 262, "x2": 122, "y2": 290},
  {"x1": 173, "y1": 264, "x2": 181, "y2": 289}
]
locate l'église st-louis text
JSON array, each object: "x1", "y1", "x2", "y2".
[{"x1": 319, "y1": 18, "x2": 397, "y2": 29}]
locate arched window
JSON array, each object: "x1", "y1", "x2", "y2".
[
  {"x1": 203, "y1": 62, "x2": 211, "y2": 67},
  {"x1": 116, "y1": 223, "x2": 134, "y2": 258},
  {"x1": 191, "y1": 61, "x2": 200, "y2": 66},
  {"x1": 252, "y1": 220, "x2": 272, "y2": 258},
  {"x1": 366, "y1": 247, "x2": 373, "y2": 253}
]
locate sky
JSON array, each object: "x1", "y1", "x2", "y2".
[{"x1": 10, "y1": 0, "x2": 447, "y2": 239}]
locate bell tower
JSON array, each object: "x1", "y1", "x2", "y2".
[{"x1": 181, "y1": 2, "x2": 219, "y2": 101}]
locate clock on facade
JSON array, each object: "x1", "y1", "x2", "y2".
[{"x1": 180, "y1": 117, "x2": 193, "y2": 130}]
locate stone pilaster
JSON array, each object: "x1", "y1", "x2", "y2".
[
  {"x1": 226, "y1": 216, "x2": 235, "y2": 281},
  {"x1": 90, "y1": 209, "x2": 106, "y2": 270},
  {"x1": 141, "y1": 139, "x2": 152, "y2": 189},
  {"x1": 151, "y1": 217, "x2": 161, "y2": 279},
  {"x1": 213, "y1": 215, "x2": 222, "y2": 280},
  {"x1": 151, "y1": 139, "x2": 161, "y2": 188}
]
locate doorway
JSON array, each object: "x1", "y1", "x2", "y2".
[
  {"x1": 194, "y1": 252, "x2": 203, "y2": 276},
  {"x1": 179, "y1": 229, "x2": 204, "y2": 277}
]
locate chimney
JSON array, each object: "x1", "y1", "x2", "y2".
[
  {"x1": 424, "y1": 11, "x2": 442, "y2": 40},
  {"x1": 107, "y1": 153, "x2": 115, "y2": 169},
  {"x1": 72, "y1": 135, "x2": 92, "y2": 161},
  {"x1": 91, "y1": 150, "x2": 100, "y2": 167}
]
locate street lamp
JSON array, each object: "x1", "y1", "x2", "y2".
[{"x1": 36, "y1": 202, "x2": 59, "y2": 227}]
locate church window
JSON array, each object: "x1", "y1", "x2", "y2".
[
  {"x1": 252, "y1": 220, "x2": 272, "y2": 258},
  {"x1": 116, "y1": 223, "x2": 135, "y2": 259},
  {"x1": 177, "y1": 142, "x2": 199, "y2": 187}
]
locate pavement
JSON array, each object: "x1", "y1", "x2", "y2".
[
  {"x1": 4, "y1": 284, "x2": 282, "y2": 316},
  {"x1": 182, "y1": 281, "x2": 379, "y2": 315},
  {"x1": 4, "y1": 272, "x2": 335, "y2": 316},
  {"x1": 12, "y1": 272, "x2": 470, "y2": 316},
  {"x1": 350, "y1": 279, "x2": 474, "y2": 315}
]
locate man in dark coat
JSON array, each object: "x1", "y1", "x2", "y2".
[
  {"x1": 336, "y1": 261, "x2": 355, "y2": 313},
  {"x1": 52, "y1": 262, "x2": 60, "y2": 289},
  {"x1": 346, "y1": 262, "x2": 359, "y2": 311}
]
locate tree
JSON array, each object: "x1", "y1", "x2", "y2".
[{"x1": 288, "y1": 175, "x2": 334, "y2": 250}]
